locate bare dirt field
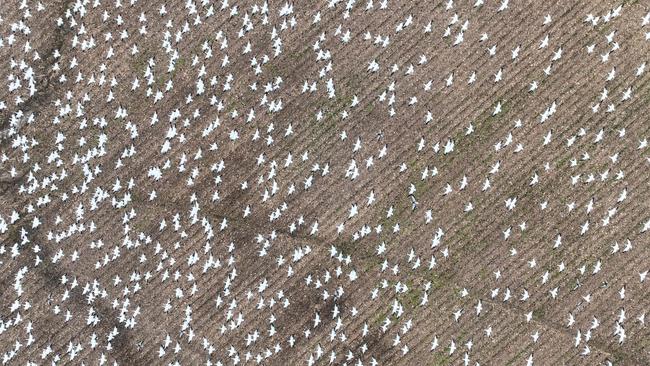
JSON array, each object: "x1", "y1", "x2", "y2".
[{"x1": 0, "y1": 0, "x2": 649, "y2": 365}]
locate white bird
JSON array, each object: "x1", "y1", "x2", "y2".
[
  {"x1": 526, "y1": 354, "x2": 534, "y2": 366},
  {"x1": 431, "y1": 336, "x2": 439, "y2": 350},
  {"x1": 512, "y1": 45, "x2": 520, "y2": 59},
  {"x1": 497, "y1": 0, "x2": 509, "y2": 12},
  {"x1": 493, "y1": 101, "x2": 502, "y2": 115},
  {"x1": 539, "y1": 34, "x2": 549, "y2": 49}
]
